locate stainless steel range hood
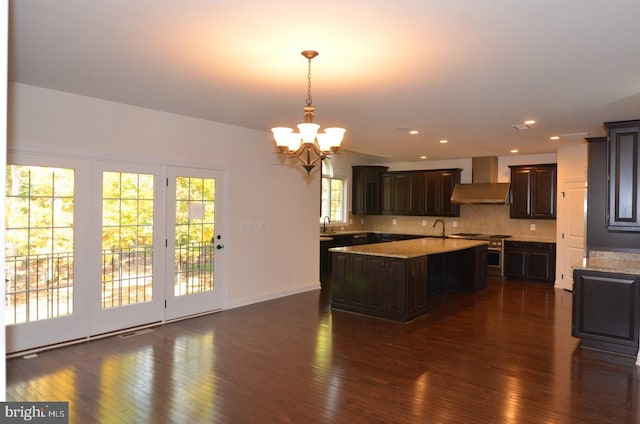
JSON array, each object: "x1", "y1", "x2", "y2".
[{"x1": 450, "y1": 157, "x2": 510, "y2": 204}]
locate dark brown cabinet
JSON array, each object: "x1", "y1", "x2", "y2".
[
  {"x1": 572, "y1": 269, "x2": 640, "y2": 356},
  {"x1": 331, "y1": 244, "x2": 487, "y2": 321},
  {"x1": 331, "y1": 252, "x2": 427, "y2": 321},
  {"x1": 605, "y1": 120, "x2": 640, "y2": 231},
  {"x1": 354, "y1": 167, "x2": 460, "y2": 217},
  {"x1": 509, "y1": 164, "x2": 557, "y2": 219},
  {"x1": 423, "y1": 169, "x2": 460, "y2": 217},
  {"x1": 352, "y1": 166, "x2": 388, "y2": 215},
  {"x1": 381, "y1": 169, "x2": 460, "y2": 217},
  {"x1": 382, "y1": 172, "x2": 413, "y2": 215},
  {"x1": 504, "y1": 241, "x2": 556, "y2": 283},
  {"x1": 320, "y1": 233, "x2": 369, "y2": 284}
]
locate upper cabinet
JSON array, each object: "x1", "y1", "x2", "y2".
[
  {"x1": 382, "y1": 172, "x2": 413, "y2": 215},
  {"x1": 352, "y1": 166, "x2": 388, "y2": 215},
  {"x1": 605, "y1": 120, "x2": 640, "y2": 231},
  {"x1": 354, "y1": 167, "x2": 460, "y2": 217},
  {"x1": 382, "y1": 169, "x2": 460, "y2": 217},
  {"x1": 509, "y1": 164, "x2": 557, "y2": 219},
  {"x1": 423, "y1": 169, "x2": 460, "y2": 217}
]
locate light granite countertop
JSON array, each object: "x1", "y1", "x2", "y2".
[
  {"x1": 572, "y1": 251, "x2": 640, "y2": 276},
  {"x1": 507, "y1": 236, "x2": 556, "y2": 244},
  {"x1": 329, "y1": 238, "x2": 488, "y2": 259}
]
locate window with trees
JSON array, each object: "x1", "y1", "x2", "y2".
[
  {"x1": 5, "y1": 165, "x2": 75, "y2": 325},
  {"x1": 173, "y1": 176, "x2": 216, "y2": 296},
  {"x1": 320, "y1": 159, "x2": 346, "y2": 224},
  {"x1": 101, "y1": 171, "x2": 154, "y2": 308}
]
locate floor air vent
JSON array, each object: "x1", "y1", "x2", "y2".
[{"x1": 118, "y1": 328, "x2": 154, "y2": 339}]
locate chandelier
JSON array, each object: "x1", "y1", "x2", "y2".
[{"x1": 271, "y1": 50, "x2": 345, "y2": 175}]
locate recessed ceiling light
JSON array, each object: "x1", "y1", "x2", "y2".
[
  {"x1": 409, "y1": 130, "x2": 419, "y2": 135},
  {"x1": 524, "y1": 120, "x2": 536, "y2": 125},
  {"x1": 420, "y1": 155, "x2": 427, "y2": 159},
  {"x1": 510, "y1": 149, "x2": 519, "y2": 153},
  {"x1": 439, "y1": 139, "x2": 448, "y2": 144},
  {"x1": 550, "y1": 136, "x2": 560, "y2": 140}
]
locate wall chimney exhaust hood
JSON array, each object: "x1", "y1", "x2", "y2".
[{"x1": 450, "y1": 157, "x2": 510, "y2": 204}]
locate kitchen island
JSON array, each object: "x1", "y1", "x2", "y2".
[
  {"x1": 571, "y1": 251, "x2": 640, "y2": 357},
  {"x1": 330, "y1": 238, "x2": 488, "y2": 322}
]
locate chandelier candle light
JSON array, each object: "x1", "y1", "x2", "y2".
[{"x1": 271, "y1": 50, "x2": 345, "y2": 175}]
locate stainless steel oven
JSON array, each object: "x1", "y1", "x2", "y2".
[{"x1": 449, "y1": 233, "x2": 511, "y2": 277}]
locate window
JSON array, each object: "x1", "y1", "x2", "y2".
[
  {"x1": 5, "y1": 165, "x2": 75, "y2": 324},
  {"x1": 101, "y1": 171, "x2": 154, "y2": 308},
  {"x1": 320, "y1": 159, "x2": 347, "y2": 224}
]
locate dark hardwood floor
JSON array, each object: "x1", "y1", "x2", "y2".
[{"x1": 7, "y1": 279, "x2": 640, "y2": 423}]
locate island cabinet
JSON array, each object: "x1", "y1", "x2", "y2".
[
  {"x1": 572, "y1": 269, "x2": 640, "y2": 356},
  {"x1": 509, "y1": 164, "x2": 557, "y2": 219},
  {"x1": 331, "y1": 252, "x2": 428, "y2": 321},
  {"x1": 331, "y1": 238, "x2": 488, "y2": 322},
  {"x1": 504, "y1": 241, "x2": 556, "y2": 284},
  {"x1": 352, "y1": 166, "x2": 388, "y2": 215},
  {"x1": 320, "y1": 233, "x2": 371, "y2": 284},
  {"x1": 605, "y1": 120, "x2": 640, "y2": 231}
]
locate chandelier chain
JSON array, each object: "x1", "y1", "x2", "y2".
[{"x1": 306, "y1": 56, "x2": 313, "y2": 107}]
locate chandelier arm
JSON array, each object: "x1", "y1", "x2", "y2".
[{"x1": 288, "y1": 142, "x2": 326, "y2": 169}]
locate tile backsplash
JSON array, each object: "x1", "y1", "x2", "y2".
[{"x1": 345, "y1": 204, "x2": 556, "y2": 240}]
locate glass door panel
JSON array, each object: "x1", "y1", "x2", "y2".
[
  {"x1": 165, "y1": 167, "x2": 225, "y2": 320},
  {"x1": 89, "y1": 166, "x2": 163, "y2": 336},
  {"x1": 4, "y1": 163, "x2": 86, "y2": 353}
]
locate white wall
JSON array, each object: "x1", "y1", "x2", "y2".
[
  {"x1": 1, "y1": 0, "x2": 8, "y2": 401},
  {"x1": 8, "y1": 83, "x2": 321, "y2": 313}
]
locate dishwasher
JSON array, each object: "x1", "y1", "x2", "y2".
[{"x1": 353, "y1": 234, "x2": 369, "y2": 245}]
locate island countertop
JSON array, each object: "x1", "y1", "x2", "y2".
[{"x1": 329, "y1": 237, "x2": 488, "y2": 259}]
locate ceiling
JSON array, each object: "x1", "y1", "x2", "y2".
[{"x1": 8, "y1": 0, "x2": 640, "y2": 162}]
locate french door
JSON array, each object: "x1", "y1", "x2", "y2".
[
  {"x1": 164, "y1": 167, "x2": 226, "y2": 321},
  {"x1": 5, "y1": 158, "x2": 227, "y2": 353},
  {"x1": 89, "y1": 163, "x2": 166, "y2": 335},
  {"x1": 4, "y1": 157, "x2": 90, "y2": 353}
]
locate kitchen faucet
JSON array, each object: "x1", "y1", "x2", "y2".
[
  {"x1": 433, "y1": 219, "x2": 446, "y2": 239},
  {"x1": 323, "y1": 216, "x2": 331, "y2": 233}
]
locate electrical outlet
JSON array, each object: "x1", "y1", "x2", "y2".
[
  {"x1": 530, "y1": 224, "x2": 536, "y2": 231},
  {"x1": 392, "y1": 219, "x2": 397, "y2": 225},
  {"x1": 422, "y1": 220, "x2": 427, "y2": 226},
  {"x1": 452, "y1": 221, "x2": 458, "y2": 228},
  {"x1": 360, "y1": 218, "x2": 364, "y2": 224}
]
